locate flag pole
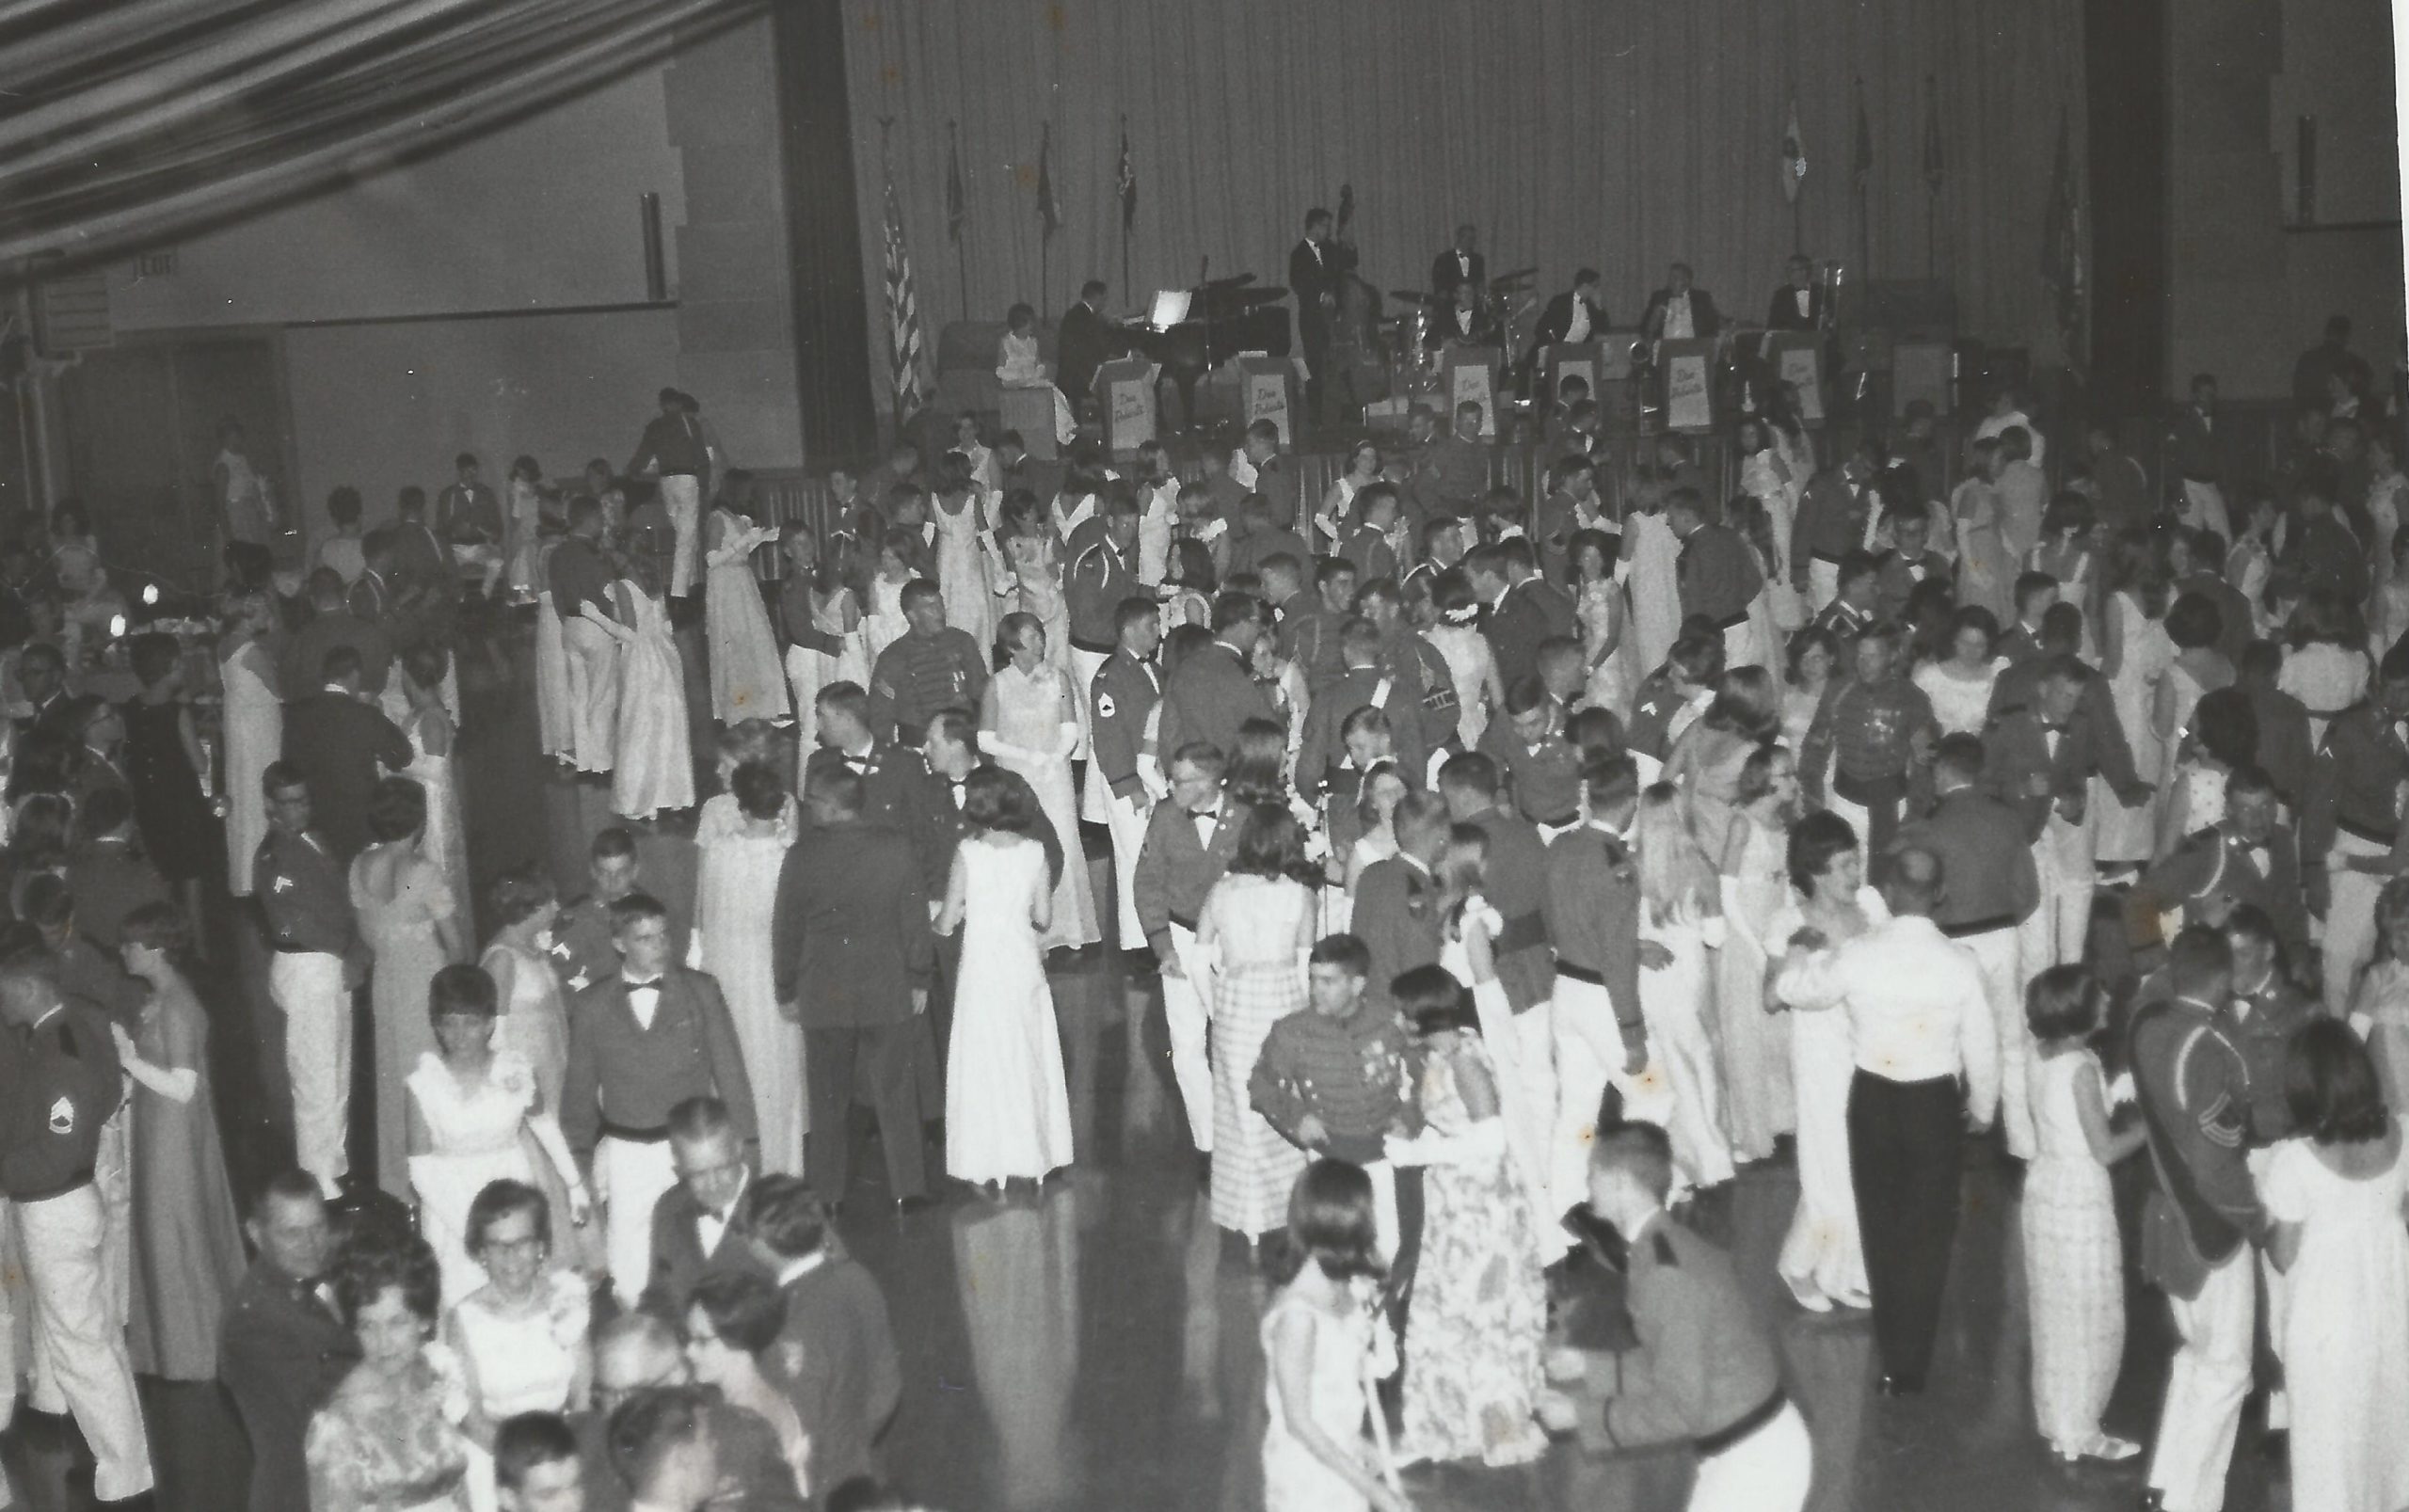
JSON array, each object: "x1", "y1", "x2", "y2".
[
  {"x1": 949, "y1": 119, "x2": 969, "y2": 321},
  {"x1": 1119, "y1": 115, "x2": 1131, "y2": 301}
]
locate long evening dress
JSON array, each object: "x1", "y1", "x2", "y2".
[
  {"x1": 406, "y1": 1051, "x2": 543, "y2": 1305},
  {"x1": 1768, "y1": 892, "x2": 1878, "y2": 1309},
  {"x1": 692, "y1": 792, "x2": 806, "y2": 1173},
  {"x1": 400, "y1": 701, "x2": 471, "y2": 914},
  {"x1": 933, "y1": 490, "x2": 994, "y2": 653},
  {"x1": 222, "y1": 639, "x2": 280, "y2": 896},
  {"x1": 1261, "y1": 1277, "x2": 1393, "y2": 1512},
  {"x1": 2095, "y1": 590, "x2": 2172, "y2": 865},
  {"x1": 607, "y1": 579, "x2": 695, "y2": 821},
  {"x1": 353, "y1": 846, "x2": 455, "y2": 1200},
  {"x1": 989, "y1": 660, "x2": 1099, "y2": 949},
  {"x1": 1396, "y1": 1035, "x2": 1548, "y2": 1467},
  {"x1": 1200, "y1": 873, "x2": 1313, "y2": 1238},
  {"x1": 2022, "y1": 1046, "x2": 2126, "y2": 1456},
  {"x1": 704, "y1": 508, "x2": 790, "y2": 725},
  {"x1": 945, "y1": 835, "x2": 1074, "y2": 1184},
  {"x1": 1644, "y1": 893, "x2": 1738, "y2": 1187},
  {"x1": 121, "y1": 698, "x2": 214, "y2": 883},
  {"x1": 1717, "y1": 816, "x2": 1795, "y2": 1162},
  {"x1": 783, "y1": 582, "x2": 869, "y2": 759},
  {"x1": 126, "y1": 971, "x2": 246, "y2": 1380}
]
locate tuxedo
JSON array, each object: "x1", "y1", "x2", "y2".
[
  {"x1": 1483, "y1": 577, "x2": 1578, "y2": 693},
  {"x1": 1430, "y1": 246, "x2": 1486, "y2": 304},
  {"x1": 1765, "y1": 281, "x2": 1827, "y2": 330},
  {"x1": 280, "y1": 687, "x2": 412, "y2": 862},
  {"x1": 640, "y1": 1174, "x2": 774, "y2": 1320},
  {"x1": 770, "y1": 816, "x2": 931, "y2": 1201},
  {"x1": 218, "y1": 1259, "x2": 362, "y2": 1512},
  {"x1": 1425, "y1": 302, "x2": 1499, "y2": 351},
  {"x1": 1132, "y1": 791, "x2": 1245, "y2": 1148},
  {"x1": 1531, "y1": 290, "x2": 1607, "y2": 353},
  {"x1": 1290, "y1": 236, "x2": 1342, "y2": 418},
  {"x1": 1055, "y1": 298, "x2": 1121, "y2": 405},
  {"x1": 1639, "y1": 285, "x2": 1722, "y2": 342}
]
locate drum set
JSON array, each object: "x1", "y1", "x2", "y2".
[{"x1": 1380, "y1": 265, "x2": 1538, "y2": 395}]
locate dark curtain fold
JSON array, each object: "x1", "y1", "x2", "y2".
[
  {"x1": 0, "y1": 0, "x2": 765, "y2": 270},
  {"x1": 773, "y1": 0, "x2": 880, "y2": 464},
  {"x1": 840, "y1": 0, "x2": 2086, "y2": 407}
]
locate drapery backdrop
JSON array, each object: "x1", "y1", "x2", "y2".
[{"x1": 842, "y1": 0, "x2": 2085, "y2": 410}]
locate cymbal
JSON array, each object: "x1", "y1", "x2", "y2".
[
  {"x1": 1488, "y1": 266, "x2": 1539, "y2": 289},
  {"x1": 1387, "y1": 288, "x2": 1443, "y2": 306}
]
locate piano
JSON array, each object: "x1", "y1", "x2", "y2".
[{"x1": 1118, "y1": 274, "x2": 1293, "y2": 430}]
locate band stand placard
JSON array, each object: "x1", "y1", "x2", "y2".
[
  {"x1": 1660, "y1": 338, "x2": 1716, "y2": 434},
  {"x1": 1540, "y1": 342, "x2": 1603, "y2": 406},
  {"x1": 1096, "y1": 358, "x2": 1160, "y2": 455},
  {"x1": 1236, "y1": 354, "x2": 1294, "y2": 444},
  {"x1": 1763, "y1": 331, "x2": 1827, "y2": 425},
  {"x1": 1443, "y1": 347, "x2": 1500, "y2": 438}
]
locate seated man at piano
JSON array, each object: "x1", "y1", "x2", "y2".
[
  {"x1": 1639, "y1": 262, "x2": 1722, "y2": 347},
  {"x1": 1425, "y1": 280, "x2": 1499, "y2": 351},
  {"x1": 1765, "y1": 253, "x2": 1827, "y2": 330},
  {"x1": 997, "y1": 300, "x2": 1077, "y2": 446}
]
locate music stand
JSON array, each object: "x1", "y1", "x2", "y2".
[
  {"x1": 1763, "y1": 331, "x2": 1827, "y2": 425},
  {"x1": 1660, "y1": 338, "x2": 1717, "y2": 434}
]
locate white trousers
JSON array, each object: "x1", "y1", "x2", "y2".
[
  {"x1": 1101, "y1": 790, "x2": 1152, "y2": 947},
  {"x1": 661, "y1": 473, "x2": 703, "y2": 597},
  {"x1": 451, "y1": 542, "x2": 504, "y2": 595},
  {"x1": 1808, "y1": 558, "x2": 1841, "y2": 613},
  {"x1": 2147, "y1": 1248, "x2": 2255, "y2": 1512},
  {"x1": 271, "y1": 950, "x2": 351, "y2": 1200},
  {"x1": 1163, "y1": 924, "x2": 1215, "y2": 1153},
  {"x1": 2023, "y1": 813, "x2": 2096, "y2": 973},
  {"x1": 94, "y1": 1105, "x2": 130, "y2": 1329},
  {"x1": 597, "y1": 1136, "x2": 679, "y2": 1311},
  {"x1": 2322, "y1": 831, "x2": 2389, "y2": 1014},
  {"x1": 1958, "y1": 926, "x2": 2028, "y2": 1156},
  {"x1": 1690, "y1": 1400, "x2": 1811, "y2": 1512},
  {"x1": 561, "y1": 615, "x2": 621, "y2": 774},
  {"x1": 20, "y1": 1186, "x2": 152, "y2": 1501}
]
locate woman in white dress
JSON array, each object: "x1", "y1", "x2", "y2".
[
  {"x1": 219, "y1": 590, "x2": 282, "y2": 897},
  {"x1": 1766, "y1": 809, "x2": 1875, "y2": 1313},
  {"x1": 1424, "y1": 570, "x2": 1504, "y2": 750},
  {"x1": 1780, "y1": 627, "x2": 1840, "y2": 754},
  {"x1": 981, "y1": 612, "x2": 1098, "y2": 950},
  {"x1": 939, "y1": 769, "x2": 1074, "y2": 1187},
  {"x1": 931, "y1": 471, "x2": 994, "y2": 653},
  {"x1": 1737, "y1": 416, "x2": 1805, "y2": 631},
  {"x1": 597, "y1": 559, "x2": 694, "y2": 822},
  {"x1": 1620, "y1": 492, "x2": 1684, "y2": 677},
  {"x1": 779, "y1": 532, "x2": 869, "y2": 759},
  {"x1": 2350, "y1": 878, "x2": 2409, "y2": 1110},
  {"x1": 997, "y1": 528, "x2": 1073, "y2": 677},
  {"x1": 1261, "y1": 1161, "x2": 1404, "y2": 1512},
  {"x1": 503, "y1": 456, "x2": 547, "y2": 601},
  {"x1": 1336, "y1": 762, "x2": 1410, "y2": 935},
  {"x1": 1714, "y1": 745, "x2": 1801, "y2": 1170},
  {"x1": 2262, "y1": 1021, "x2": 2409, "y2": 1512},
  {"x1": 2027, "y1": 495, "x2": 2100, "y2": 656},
  {"x1": 1316, "y1": 441, "x2": 1381, "y2": 548},
  {"x1": 2279, "y1": 592, "x2": 2372, "y2": 751},
  {"x1": 1569, "y1": 531, "x2": 1632, "y2": 719},
  {"x1": 2093, "y1": 533, "x2": 2175, "y2": 867},
  {"x1": 480, "y1": 867, "x2": 571, "y2": 1109},
  {"x1": 444, "y1": 1181, "x2": 590, "y2": 1512},
  {"x1": 396, "y1": 645, "x2": 471, "y2": 909},
  {"x1": 532, "y1": 538, "x2": 573, "y2": 764},
  {"x1": 690, "y1": 759, "x2": 805, "y2": 1175},
  {"x1": 2151, "y1": 593, "x2": 2236, "y2": 848},
  {"x1": 862, "y1": 532, "x2": 915, "y2": 671},
  {"x1": 1912, "y1": 605, "x2": 2007, "y2": 738},
  {"x1": 1633, "y1": 783, "x2": 1736, "y2": 1189},
  {"x1": 406, "y1": 965, "x2": 589, "y2": 1306},
  {"x1": 702, "y1": 486, "x2": 790, "y2": 726},
  {"x1": 2155, "y1": 686, "x2": 2257, "y2": 860}
]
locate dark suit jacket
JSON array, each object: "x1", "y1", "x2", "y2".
[
  {"x1": 1430, "y1": 247, "x2": 1486, "y2": 303},
  {"x1": 1891, "y1": 787, "x2": 2038, "y2": 929},
  {"x1": 1289, "y1": 238, "x2": 1341, "y2": 333},
  {"x1": 562, "y1": 967, "x2": 759, "y2": 1158},
  {"x1": 774, "y1": 1257, "x2": 902, "y2": 1493},
  {"x1": 641, "y1": 1175, "x2": 774, "y2": 1320},
  {"x1": 1055, "y1": 299, "x2": 1120, "y2": 403},
  {"x1": 770, "y1": 819, "x2": 933, "y2": 1026},
  {"x1": 280, "y1": 689, "x2": 411, "y2": 862},
  {"x1": 1485, "y1": 577, "x2": 1577, "y2": 693},
  {"x1": 1639, "y1": 286, "x2": 1722, "y2": 342},
  {"x1": 1131, "y1": 795, "x2": 1245, "y2": 947},
  {"x1": 2241, "y1": 678, "x2": 2315, "y2": 807},
  {"x1": 64, "y1": 836, "x2": 169, "y2": 951},
  {"x1": 1983, "y1": 707, "x2": 2122, "y2": 839},
  {"x1": 1351, "y1": 854, "x2": 1443, "y2": 1002},
  {"x1": 281, "y1": 608, "x2": 392, "y2": 697},
  {"x1": 929, "y1": 763, "x2": 1064, "y2": 888},
  {"x1": 2140, "y1": 822, "x2": 2310, "y2": 972},
  {"x1": 219, "y1": 1259, "x2": 362, "y2": 1512},
  {"x1": 802, "y1": 740, "x2": 947, "y2": 894},
  {"x1": 1765, "y1": 282, "x2": 1826, "y2": 330},
  {"x1": 1531, "y1": 291, "x2": 1608, "y2": 353},
  {"x1": 1157, "y1": 641, "x2": 1276, "y2": 765},
  {"x1": 1469, "y1": 804, "x2": 1555, "y2": 1011},
  {"x1": 574, "y1": 1399, "x2": 804, "y2": 1512}
]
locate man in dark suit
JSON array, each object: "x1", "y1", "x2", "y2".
[
  {"x1": 582, "y1": 1314, "x2": 804, "y2": 1512},
  {"x1": 1466, "y1": 539, "x2": 1578, "y2": 694},
  {"x1": 563, "y1": 894, "x2": 758, "y2": 1311},
  {"x1": 747, "y1": 1175, "x2": 901, "y2": 1493},
  {"x1": 280, "y1": 644, "x2": 412, "y2": 863},
  {"x1": 1156, "y1": 592, "x2": 1277, "y2": 763},
  {"x1": 804, "y1": 680, "x2": 948, "y2": 893},
  {"x1": 1638, "y1": 262, "x2": 1722, "y2": 345},
  {"x1": 773, "y1": 767, "x2": 933, "y2": 1209},
  {"x1": 1350, "y1": 790, "x2": 1448, "y2": 1002},
  {"x1": 61, "y1": 785, "x2": 168, "y2": 955},
  {"x1": 641, "y1": 1095, "x2": 772, "y2": 1320},
  {"x1": 1132, "y1": 742, "x2": 1245, "y2": 1157},
  {"x1": 1289, "y1": 207, "x2": 1343, "y2": 426},
  {"x1": 1765, "y1": 252, "x2": 1826, "y2": 329},
  {"x1": 219, "y1": 1171, "x2": 359, "y2": 1512},
  {"x1": 1426, "y1": 279, "x2": 1498, "y2": 351},
  {"x1": 1054, "y1": 279, "x2": 1122, "y2": 413},
  {"x1": 1531, "y1": 267, "x2": 1608, "y2": 358},
  {"x1": 1439, "y1": 753, "x2": 1554, "y2": 1014},
  {"x1": 283, "y1": 566, "x2": 394, "y2": 698},
  {"x1": 1430, "y1": 224, "x2": 1485, "y2": 306},
  {"x1": 12, "y1": 641, "x2": 68, "y2": 736}
]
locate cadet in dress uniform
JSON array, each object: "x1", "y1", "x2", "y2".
[
  {"x1": 1547, "y1": 1122, "x2": 1810, "y2": 1512},
  {"x1": 0, "y1": 946, "x2": 154, "y2": 1503},
  {"x1": 1541, "y1": 758, "x2": 1651, "y2": 1227},
  {"x1": 1132, "y1": 744, "x2": 1245, "y2": 1158},
  {"x1": 255, "y1": 760, "x2": 363, "y2": 1201},
  {"x1": 2302, "y1": 641, "x2": 2409, "y2": 1013},
  {"x1": 1089, "y1": 598, "x2": 1165, "y2": 949}
]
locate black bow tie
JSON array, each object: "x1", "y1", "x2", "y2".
[{"x1": 625, "y1": 978, "x2": 662, "y2": 992}]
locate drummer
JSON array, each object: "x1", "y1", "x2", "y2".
[{"x1": 1426, "y1": 280, "x2": 1500, "y2": 351}]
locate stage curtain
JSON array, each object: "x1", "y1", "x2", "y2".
[
  {"x1": 842, "y1": 0, "x2": 2084, "y2": 406},
  {"x1": 0, "y1": 0, "x2": 763, "y2": 269}
]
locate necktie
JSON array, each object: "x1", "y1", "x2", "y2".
[{"x1": 626, "y1": 978, "x2": 662, "y2": 992}]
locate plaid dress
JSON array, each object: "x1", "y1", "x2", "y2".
[
  {"x1": 1205, "y1": 875, "x2": 1315, "y2": 1237},
  {"x1": 2022, "y1": 1047, "x2": 2124, "y2": 1453}
]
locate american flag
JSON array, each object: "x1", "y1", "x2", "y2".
[
  {"x1": 1117, "y1": 119, "x2": 1136, "y2": 234},
  {"x1": 882, "y1": 173, "x2": 929, "y2": 424},
  {"x1": 1036, "y1": 121, "x2": 1061, "y2": 240}
]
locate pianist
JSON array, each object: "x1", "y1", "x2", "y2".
[{"x1": 997, "y1": 301, "x2": 1076, "y2": 446}]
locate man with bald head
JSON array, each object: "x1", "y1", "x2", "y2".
[
  {"x1": 1779, "y1": 842, "x2": 1997, "y2": 1396},
  {"x1": 577, "y1": 1313, "x2": 803, "y2": 1512}
]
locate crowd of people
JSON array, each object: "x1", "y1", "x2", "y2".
[{"x1": 2, "y1": 308, "x2": 2407, "y2": 1512}]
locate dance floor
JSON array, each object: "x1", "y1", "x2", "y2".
[{"x1": 0, "y1": 632, "x2": 2287, "y2": 1512}]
